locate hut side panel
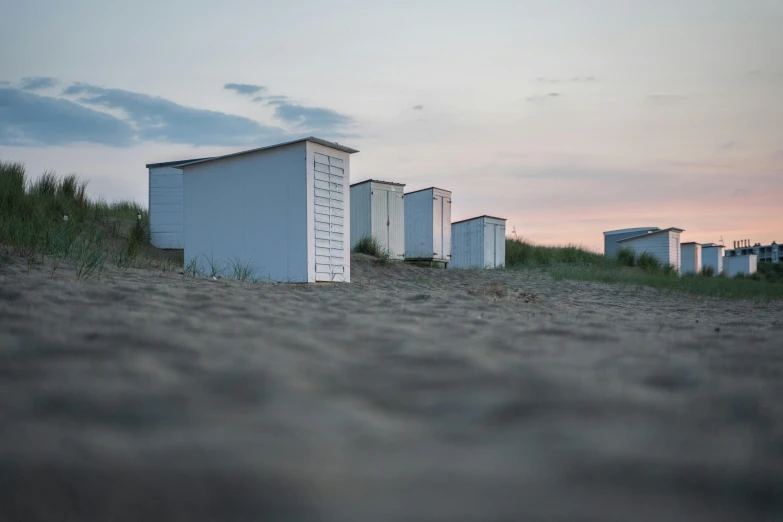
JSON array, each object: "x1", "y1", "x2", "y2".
[
  {"x1": 604, "y1": 227, "x2": 660, "y2": 257},
  {"x1": 149, "y1": 166, "x2": 184, "y2": 249},
  {"x1": 621, "y1": 233, "x2": 672, "y2": 268},
  {"x1": 183, "y1": 142, "x2": 309, "y2": 282},
  {"x1": 724, "y1": 254, "x2": 758, "y2": 277},
  {"x1": 404, "y1": 189, "x2": 434, "y2": 259},
  {"x1": 451, "y1": 219, "x2": 484, "y2": 269},
  {"x1": 702, "y1": 246, "x2": 725, "y2": 276},
  {"x1": 681, "y1": 244, "x2": 702, "y2": 274},
  {"x1": 349, "y1": 182, "x2": 372, "y2": 249}
]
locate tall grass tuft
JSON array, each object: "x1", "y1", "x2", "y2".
[
  {"x1": 184, "y1": 258, "x2": 202, "y2": 279},
  {"x1": 505, "y1": 237, "x2": 605, "y2": 267},
  {"x1": 202, "y1": 252, "x2": 224, "y2": 278},
  {"x1": 228, "y1": 257, "x2": 258, "y2": 281},
  {"x1": 353, "y1": 236, "x2": 390, "y2": 264},
  {"x1": 636, "y1": 252, "x2": 662, "y2": 272},
  {"x1": 616, "y1": 248, "x2": 636, "y2": 267},
  {"x1": 1, "y1": 161, "x2": 149, "y2": 279}
]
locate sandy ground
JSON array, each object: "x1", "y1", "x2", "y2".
[{"x1": 1, "y1": 253, "x2": 782, "y2": 522}]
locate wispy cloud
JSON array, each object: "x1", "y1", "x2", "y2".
[
  {"x1": 526, "y1": 93, "x2": 561, "y2": 104},
  {"x1": 19, "y1": 76, "x2": 59, "y2": 91},
  {"x1": 237, "y1": 87, "x2": 354, "y2": 134},
  {"x1": 63, "y1": 83, "x2": 288, "y2": 146},
  {"x1": 717, "y1": 141, "x2": 738, "y2": 151},
  {"x1": 412, "y1": 105, "x2": 424, "y2": 111},
  {"x1": 0, "y1": 87, "x2": 134, "y2": 146},
  {"x1": 272, "y1": 103, "x2": 353, "y2": 135},
  {"x1": 224, "y1": 83, "x2": 266, "y2": 96},
  {"x1": 0, "y1": 80, "x2": 10, "y2": 86},
  {"x1": 253, "y1": 94, "x2": 289, "y2": 105}
]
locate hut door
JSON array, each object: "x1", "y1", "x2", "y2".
[
  {"x1": 433, "y1": 195, "x2": 443, "y2": 259},
  {"x1": 314, "y1": 152, "x2": 346, "y2": 282},
  {"x1": 442, "y1": 196, "x2": 451, "y2": 261},
  {"x1": 388, "y1": 188, "x2": 404, "y2": 259},
  {"x1": 371, "y1": 187, "x2": 390, "y2": 254},
  {"x1": 495, "y1": 223, "x2": 505, "y2": 268},
  {"x1": 485, "y1": 222, "x2": 496, "y2": 268}
]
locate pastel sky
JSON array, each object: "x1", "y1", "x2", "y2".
[{"x1": 2, "y1": 0, "x2": 781, "y2": 252}]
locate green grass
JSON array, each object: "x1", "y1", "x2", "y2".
[
  {"x1": 0, "y1": 160, "x2": 163, "y2": 280},
  {"x1": 505, "y1": 237, "x2": 783, "y2": 300},
  {"x1": 353, "y1": 235, "x2": 391, "y2": 264},
  {"x1": 505, "y1": 237, "x2": 605, "y2": 266}
]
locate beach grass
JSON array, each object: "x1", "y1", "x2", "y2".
[
  {"x1": 0, "y1": 160, "x2": 173, "y2": 280},
  {"x1": 505, "y1": 237, "x2": 783, "y2": 300},
  {"x1": 353, "y1": 236, "x2": 391, "y2": 264}
]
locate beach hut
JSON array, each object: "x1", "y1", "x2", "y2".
[
  {"x1": 680, "y1": 242, "x2": 702, "y2": 275},
  {"x1": 701, "y1": 244, "x2": 725, "y2": 276},
  {"x1": 176, "y1": 137, "x2": 358, "y2": 283},
  {"x1": 349, "y1": 179, "x2": 405, "y2": 260},
  {"x1": 146, "y1": 157, "x2": 212, "y2": 249},
  {"x1": 616, "y1": 227, "x2": 684, "y2": 272},
  {"x1": 450, "y1": 215, "x2": 506, "y2": 269},
  {"x1": 404, "y1": 187, "x2": 452, "y2": 266},
  {"x1": 724, "y1": 254, "x2": 758, "y2": 277},
  {"x1": 603, "y1": 227, "x2": 660, "y2": 258}
]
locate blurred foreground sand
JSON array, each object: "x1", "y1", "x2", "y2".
[{"x1": 2, "y1": 253, "x2": 782, "y2": 521}]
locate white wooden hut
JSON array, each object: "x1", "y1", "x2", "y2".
[
  {"x1": 450, "y1": 215, "x2": 506, "y2": 269},
  {"x1": 175, "y1": 137, "x2": 358, "y2": 283},
  {"x1": 349, "y1": 179, "x2": 405, "y2": 260},
  {"x1": 146, "y1": 157, "x2": 212, "y2": 249},
  {"x1": 724, "y1": 254, "x2": 758, "y2": 277},
  {"x1": 701, "y1": 244, "x2": 725, "y2": 276},
  {"x1": 616, "y1": 227, "x2": 684, "y2": 272},
  {"x1": 404, "y1": 187, "x2": 452, "y2": 266},
  {"x1": 680, "y1": 242, "x2": 702, "y2": 275},
  {"x1": 603, "y1": 227, "x2": 660, "y2": 258}
]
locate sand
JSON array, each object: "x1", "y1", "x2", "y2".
[{"x1": 1, "y1": 253, "x2": 782, "y2": 522}]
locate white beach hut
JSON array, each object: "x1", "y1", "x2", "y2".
[
  {"x1": 724, "y1": 254, "x2": 758, "y2": 277},
  {"x1": 680, "y1": 242, "x2": 702, "y2": 275},
  {"x1": 146, "y1": 157, "x2": 212, "y2": 249},
  {"x1": 616, "y1": 227, "x2": 684, "y2": 272},
  {"x1": 450, "y1": 215, "x2": 506, "y2": 269},
  {"x1": 176, "y1": 137, "x2": 358, "y2": 283},
  {"x1": 701, "y1": 244, "x2": 725, "y2": 276},
  {"x1": 603, "y1": 227, "x2": 660, "y2": 258},
  {"x1": 404, "y1": 187, "x2": 452, "y2": 266},
  {"x1": 349, "y1": 179, "x2": 405, "y2": 260}
]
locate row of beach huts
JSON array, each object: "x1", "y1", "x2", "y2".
[
  {"x1": 146, "y1": 136, "x2": 506, "y2": 282},
  {"x1": 603, "y1": 227, "x2": 758, "y2": 277}
]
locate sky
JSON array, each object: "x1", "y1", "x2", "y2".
[{"x1": 1, "y1": 0, "x2": 782, "y2": 252}]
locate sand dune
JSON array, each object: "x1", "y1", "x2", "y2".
[{"x1": 1, "y1": 253, "x2": 782, "y2": 522}]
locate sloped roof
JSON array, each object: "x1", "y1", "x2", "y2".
[
  {"x1": 452, "y1": 215, "x2": 507, "y2": 225},
  {"x1": 404, "y1": 186, "x2": 452, "y2": 196},
  {"x1": 617, "y1": 227, "x2": 685, "y2": 243},
  {"x1": 603, "y1": 227, "x2": 660, "y2": 236},
  {"x1": 350, "y1": 179, "x2": 406, "y2": 188},
  {"x1": 175, "y1": 137, "x2": 358, "y2": 169},
  {"x1": 146, "y1": 157, "x2": 213, "y2": 168}
]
